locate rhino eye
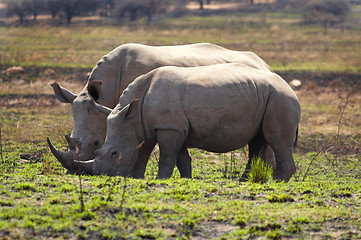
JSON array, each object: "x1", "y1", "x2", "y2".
[
  {"x1": 94, "y1": 141, "x2": 99, "y2": 146},
  {"x1": 111, "y1": 151, "x2": 117, "y2": 156}
]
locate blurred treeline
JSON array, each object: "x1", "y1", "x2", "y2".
[{"x1": 0, "y1": 0, "x2": 355, "y2": 29}]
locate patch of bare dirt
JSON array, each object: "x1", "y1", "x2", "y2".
[
  {"x1": 277, "y1": 70, "x2": 361, "y2": 90},
  {"x1": 0, "y1": 94, "x2": 59, "y2": 108},
  {"x1": 0, "y1": 65, "x2": 88, "y2": 107},
  {"x1": 192, "y1": 221, "x2": 238, "y2": 239},
  {"x1": 0, "y1": 65, "x2": 90, "y2": 84}
]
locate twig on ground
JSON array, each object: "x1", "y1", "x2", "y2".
[
  {"x1": 0, "y1": 125, "x2": 3, "y2": 164},
  {"x1": 120, "y1": 176, "x2": 127, "y2": 211},
  {"x1": 334, "y1": 80, "x2": 359, "y2": 164},
  {"x1": 302, "y1": 144, "x2": 331, "y2": 182},
  {"x1": 75, "y1": 145, "x2": 85, "y2": 213}
]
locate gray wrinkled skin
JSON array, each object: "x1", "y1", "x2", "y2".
[
  {"x1": 57, "y1": 64, "x2": 300, "y2": 182},
  {"x1": 48, "y1": 43, "x2": 275, "y2": 168}
]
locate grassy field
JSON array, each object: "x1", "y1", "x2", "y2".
[
  {"x1": 1, "y1": 11, "x2": 361, "y2": 71},
  {"x1": 1, "y1": 8, "x2": 361, "y2": 240}
]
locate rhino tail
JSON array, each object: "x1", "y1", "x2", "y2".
[{"x1": 293, "y1": 127, "x2": 299, "y2": 148}]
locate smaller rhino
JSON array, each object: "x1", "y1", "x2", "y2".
[{"x1": 53, "y1": 63, "x2": 300, "y2": 182}]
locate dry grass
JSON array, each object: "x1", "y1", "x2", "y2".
[
  {"x1": 1, "y1": 10, "x2": 361, "y2": 72},
  {"x1": 0, "y1": 79, "x2": 84, "y2": 96},
  {"x1": 297, "y1": 86, "x2": 361, "y2": 136}
]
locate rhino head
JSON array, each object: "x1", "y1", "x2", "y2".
[
  {"x1": 47, "y1": 81, "x2": 111, "y2": 167},
  {"x1": 49, "y1": 99, "x2": 142, "y2": 176}
]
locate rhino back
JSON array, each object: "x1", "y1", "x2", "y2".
[
  {"x1": 88, "y1": 43, "x2": 272, "y2": 107},
  {"x1": 141, "y1": 64, "x2": 283, "y2": 152}
]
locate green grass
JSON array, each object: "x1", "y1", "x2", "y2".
[
  {"x1": 1, "y1": 147, "x2": 360, "y2": 239},
  {"x1": 0, "y1": 105, "x2": 361, "y2": 239},
  {"x1": 1, "y1": 10, "x2": 361, "y2": 71}
]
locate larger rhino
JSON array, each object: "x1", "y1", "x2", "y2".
[
  {"x1": 48, "y1": 43, "x2": 275, "y2": 169},
  {"x1": 53, "y1": 64, "x2": 300, "y2": 182}
]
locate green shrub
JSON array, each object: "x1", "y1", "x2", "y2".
[
  {"x1": 268, "y1": 194, "x2": 295, "y2": 203},
  {"x1": 247, "y1": 157, "x2": 273, "y2": 184}
]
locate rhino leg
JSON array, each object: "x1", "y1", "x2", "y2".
[
  {"x1": 131, "y1": 141, "x2": 156, "y2": 178},
  {"x1": 263, "y1": 136, "x2": 296, "y2": 182},
  {"x1": 176, "y1": 145, "x2": 192, "y2": 178},
  {"x1": 262, "y1": 97, "x2": 299, "y2": 182},
  {"x1": 270, "y1": 148, "x2": 296, "y2": 181},
  {"x1": 156, "y1": 129, "x2": 185, "y2": 179},
  {"x1": 263, "y1": 145, "x2": 276, "y2": 170}
]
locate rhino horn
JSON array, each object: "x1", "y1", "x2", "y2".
[
  {"x1": 47, "y1": 137, "x2": 96, "y2": 174},
  {"x1": 47, "y1": 137, "x2": 76, "y2": 171},
  {"x1": 65, "y1": 135, "x2": 80, "y2": 151},
  {"x1": 95, "y1": 102, "x2": 112, "y2": 116}
]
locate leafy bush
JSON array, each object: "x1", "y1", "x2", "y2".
[{"x1": 303, "y1": 0, "x2": 350, "y2": 33}]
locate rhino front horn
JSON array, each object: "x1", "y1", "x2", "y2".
[
  {"x1": 47, "y1": 137, "x2": 76, "y2": 171},
  {"x1": 47, "y1": 137, "x2": 96, "y2": 175}
]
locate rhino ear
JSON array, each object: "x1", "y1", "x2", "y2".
[
  {"x1": 87, "y1": 80, "x2": 103, "y2": 102},
  {"x1": 51, "y1": 82, "x2": 77, "y2": 103},
  {"x1": 125, "y1": 98, "x2": 140, "y2": 119}
]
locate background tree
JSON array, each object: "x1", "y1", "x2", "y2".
[
  {"x1": 78, "y1": 0, "x2": 103, "y2": 16},
  {"x1": 113, "y1": 0, "x2": 146, "y2": 22},
  {"x1": 61, "y1": 0, "x2": 80, "y2": 24},
  {"x1": 304, "y1": 0, "x2": 350, "y2": 34},
  {"x1": 196, "y1": 0, "x2": 204, "y2": 9},
  {"x1": 5, "y1": 0, "x2": 31, "y2": 24},
  {"x1": 113, "y1": 0, "x2": 168, "y2": 24},
  {"x1": 45, "y1": 0, "x2": 61, "y2": 19},
  {"x1": 29, "y1": 0, "x2": 45, "y2": 20},
  {"x1": 190, "y1": 0, "x2": 212, "y2": 10},
  {"x1": 104, "y1": 0, "x2": 115, "y2": 16}
]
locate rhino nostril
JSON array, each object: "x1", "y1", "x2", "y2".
[{"x1": 94, "y1": 141, "x2": 99, "y2": 146}]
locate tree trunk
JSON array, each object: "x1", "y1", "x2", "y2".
[
  {"x1": 19, "y1": 13, "x2": 24, "y2": 24},
  {"x1": 66, "y1": 12, "x2": 73, "y2": 24},
  {"x1": 198, "y1": 0, "x2": 204, "y2": 10},
  {"x1": 130, "y1": 9, "x2": 138, "y2": 21}
]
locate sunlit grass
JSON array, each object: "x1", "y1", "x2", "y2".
[{"x1": 1, "y1": 11, "x2": 361, "y2": 71}]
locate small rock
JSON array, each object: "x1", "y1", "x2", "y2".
[
  {"x1": 289, "y1": 79, "x2": 302, "y2": 89},
  {"x1": 2, "y1": 66, "x2": 24, "y2": 74},
  {"x1": 44, "y1": 68, "x2": 55, "y2": 76},
  {"x1": 19, "y1": 151, "x2": 43, "y2": 162}
]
